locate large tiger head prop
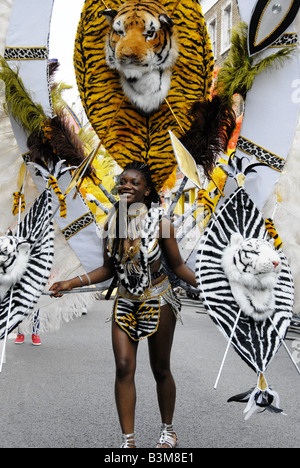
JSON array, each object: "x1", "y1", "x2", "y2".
[
  {"x1": 0, "y1": 233, "x2": 30, "y2": 301},
  {"x1": 222, "y1": 233, "x2": 282, "y2": 321},
  {"x1": 101, "y1": 0, "x2": 179, "y2": 115}
]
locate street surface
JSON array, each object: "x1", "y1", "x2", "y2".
[{"x1": 0, "y1": 297, "x2": 299, "y2": 448}]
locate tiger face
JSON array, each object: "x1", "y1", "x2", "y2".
[
  {"x1": 101, "y1": 0, "x2": 179, "y2": 114},
  {"x1": 222, "y1": 233, "x2": 282, "y2": 321},
  {"x1": 0, "y1": 234, "x2": 30, "y2": 300}
]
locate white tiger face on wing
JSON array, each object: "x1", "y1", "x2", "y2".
[
  {"x1": 0, "y1": 234, "x2": 30, "y2": 301},
  {"x1": 101, "y1": 0, "x2": 179, "y2": 114},
  {"x1": 222, "y1": 233, "x2": 282, "y2": 321},
  {"x1": 223, "y1": 233, "x2": 281, "y2": 286}
]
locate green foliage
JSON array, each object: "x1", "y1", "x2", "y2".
[{"x1": 215, "y1": 22, "x2": 294, "y2": 104}]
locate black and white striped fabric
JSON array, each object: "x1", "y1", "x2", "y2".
[
  {"x1": 196, "y1": 187, "x2": 294, "y2": 374},
  {"x1": 0, "y1": 189, "x2": 54, "y2": 338},
  {"x1": 114, "y1": 296, "x2": 160, "y2": 341}
]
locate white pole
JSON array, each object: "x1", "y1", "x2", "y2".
[
  {"x1": 0, "y1": 288, "x2": 14, "y2": 373},
  {"x1": 214, "y1": 309, "x2": 242, "y2": 389},
  {"x1": 269, "y1": 317, "x2": 300, "y2": 376}
]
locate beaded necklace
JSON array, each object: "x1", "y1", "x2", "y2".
[{"x1": 108, "y1": 206, "x2": 164, "y2": 295}]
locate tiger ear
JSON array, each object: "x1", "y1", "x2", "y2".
[
  {"x1": 99, "y1": 9, "x2": 118, "y2": 23},
  {"x1": 230, "y1": 232, "x2": 243, "y2": 246},
  {"x1": 19, "y1": 242, "x2": 30, "y2": 254},
  {"x1": 159, "y1": 13, "x2": 174, "y2": 29},
  {"x1": 268, "y1": 237, "x2": 275, "y2": 249}
]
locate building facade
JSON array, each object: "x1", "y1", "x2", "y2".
[{"x1": 200, "y1": 0, "x2": 241, "y2": 68}]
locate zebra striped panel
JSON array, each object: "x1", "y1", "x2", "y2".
[
  {"x1": 196, "y1": 188, "x2": 294, "y2": 373},
  {"x1": 0, "y1": 190, "x2": 54, "y2": 338}
]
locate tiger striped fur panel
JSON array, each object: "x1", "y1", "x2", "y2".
[{"x1": 74, "y1": 0, "x2": 214, "y2": 191}]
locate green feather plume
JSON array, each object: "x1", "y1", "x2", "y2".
[
  {"x1": 51, "y1": 81, "x2": 73, "y2": 111},
  {"x1": 0, "y1": 56, "x2": 46, "y2": 134},
  {"x1": 215, "y1": 22, "x2": 295, "y2": 104}
]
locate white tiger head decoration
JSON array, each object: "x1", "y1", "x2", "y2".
[
  {"x1": 101, "y1": 0, "x2": 179, "y2": 115},
  {"x1": 0, "y1": 233, "x2": 30, "y2": 301},
  {"x1": 222, "y1": 233, "x2": 282, "y2": 321}
]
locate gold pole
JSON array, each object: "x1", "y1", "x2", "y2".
[
  {"x1": 164, "y1": 98, "x2": 184, "y2": 133},
  {"x1": 170, "y1": 0, "x2": 182, "y2": 16}
]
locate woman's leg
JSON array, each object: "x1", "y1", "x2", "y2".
[
  {"x1": 112, "y1": 320, "x2": 139, "y2": 437},
  {"x1": 148, "y1": 304, "x2": 177, "y2": 425}
]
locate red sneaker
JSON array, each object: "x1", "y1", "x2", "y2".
[
  {"x1": 32, "y1": 334, "x2": 41, "y2": 346},
  {"x1": 15, "y1": 334, "x2": 25, "y2": 344}
]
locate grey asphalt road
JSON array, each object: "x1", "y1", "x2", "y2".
[{"x1": 0, "y1": 298, "x2": 299, "y2": 449}]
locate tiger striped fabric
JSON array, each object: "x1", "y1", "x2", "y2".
[
  {"x1": 12, "y1": 192, "x2": 25, "y2": 216},
  {"x1": 74, "y1": 0, "x2": 214, "y2": 191},
  {"x1": 0, "y1": 189, "x2": 54, "y2": 339},
  {"x1": 47, "y1": 175, "x2": 67, "y2": 218},
  {"x1": 196, "y1": 188, "x2": 294, "y2": 373},
  {"x1": 265, "y1": 218, "x2": 283, "y2": 250}
]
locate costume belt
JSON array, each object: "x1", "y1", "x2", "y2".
[{"x1": 118, "y1": 277, "x2": 171, "y2": 302}]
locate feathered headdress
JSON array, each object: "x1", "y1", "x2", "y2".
[
  {"x1": 0, "y1": 56, "x2": 95, "y2": 180},
  {"x1": 179, "y1": 95, "x2": 236, "y2": 177},
  {"x1": 214, "y1": 22, "x2": 294, "y2": 103},
  {"x1": 0, "y1": 56, "x2": 46, "y2": 135}
]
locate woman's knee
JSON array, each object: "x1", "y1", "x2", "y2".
[
  {"x1": 115, "y1": 357, "x2": 136, "y2": 381},
  {"x1": 151, "y1": 360, "x2": 171, "y2": 383}
]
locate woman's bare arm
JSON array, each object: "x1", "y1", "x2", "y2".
[
  {"x1": 160, "y1": 217, "x2": 197, "y2": 288},
  {"x1": 49, "y1": 237, "x2": 115, "y2": 296}
]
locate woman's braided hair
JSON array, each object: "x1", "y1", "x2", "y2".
[{"x1": 110, "y1": 162, "x2": 161, "y2": 259}]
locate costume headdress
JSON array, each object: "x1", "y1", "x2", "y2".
[{"x1": 74, "y1": 0, "x2": 231, "y2": 191}]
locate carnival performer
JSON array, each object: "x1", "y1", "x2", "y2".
[{"x1": 49, "y1": 163, "x2": 197, "y2": 448}]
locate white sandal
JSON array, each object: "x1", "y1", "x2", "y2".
[
  {"x1": 121, "y1": 432, "x2": 136, "y2": 448},
  {"x1": 156, "y1": 423, "x2": 178, "y2": 448}
]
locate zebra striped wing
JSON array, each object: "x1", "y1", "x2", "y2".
[
  {"x1": 196, "y1": 188, "x2": 294, "y2": 373},
  {"x1": 0, "y1": 190, "x2": 54, "y2": 338}
]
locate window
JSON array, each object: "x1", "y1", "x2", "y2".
[
  {"x1": 208, "y1": 16, "x2": 217, "y2": 59},
  {"x1": 221, "y1": 1, "x2": 232, "y2": 54}
]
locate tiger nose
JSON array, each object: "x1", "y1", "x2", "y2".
[
  {"x1": 121, "y1": 46, "x2": 137, "y2": 58},
  {"x1": 272, "y1": 261, "x2": 279, "y2": 268}
]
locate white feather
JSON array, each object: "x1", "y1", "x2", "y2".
[{"x1": 263, "y1": 114, "x2": 300, "y2": 315}]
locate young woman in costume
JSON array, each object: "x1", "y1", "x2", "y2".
[{"x1": 50, "y1": 162, "x2": 197, "y2": 448}]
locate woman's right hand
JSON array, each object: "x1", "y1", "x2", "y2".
[{"x1": 49, "y1": 280, "x2": 73, "y2": 297}]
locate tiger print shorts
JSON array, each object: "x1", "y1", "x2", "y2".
[{"x1": 113, "y1": 278, "x2": 181, "y2": 341}]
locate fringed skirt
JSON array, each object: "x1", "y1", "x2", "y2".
[{"x1": 113, "y1": 278, "x2": 182, "y2": 341}]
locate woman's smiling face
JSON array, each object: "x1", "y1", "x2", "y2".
[{"x1": 118, "y1": 169, "x2": 151, "y2": 206}]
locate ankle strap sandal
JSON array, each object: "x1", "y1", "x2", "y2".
[
  {"x1": 121, "y1": 432, "x2": 136, "y2": 448},
  {"x1": 156, "y1": 423, "x2": 178, "y2": 448}
]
